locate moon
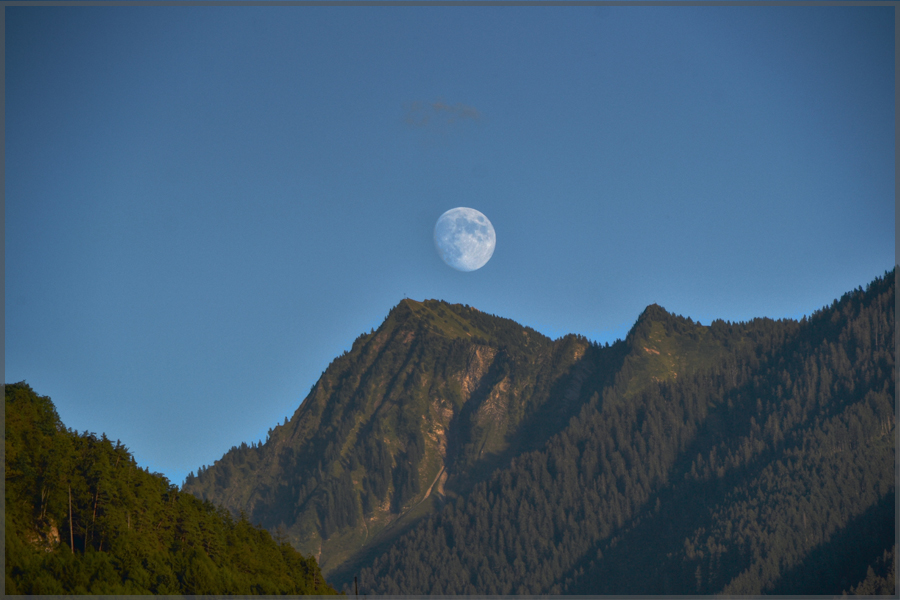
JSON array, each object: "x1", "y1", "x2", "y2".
[{"x1": 434, "y1": 207, "x2": 496, "y2": 272}]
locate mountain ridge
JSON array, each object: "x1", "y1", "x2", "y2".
[
  {"x1": 182, "y1": 295, "x2": 769, "y2": 571},
  {"x1": 349, "y1": 271, "x2": 893, "y2": 594},
  {"x1": 183, "y1": 270, "x2": 895, "y2": 594},
  {"x1": 183, "y1": 296, "x2": 600, "y2": 571}
]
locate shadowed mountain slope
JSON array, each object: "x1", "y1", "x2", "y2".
[
  {"x1": 183, "y1": 299, "x2": 604, "y2": 573},
  {"x1": 184, "y1": 270, "x2": 895, "y2": 594}
]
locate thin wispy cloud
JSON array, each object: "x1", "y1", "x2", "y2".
[{"x1": 404, "y1": 98, "x2": 481, "y2": 128}]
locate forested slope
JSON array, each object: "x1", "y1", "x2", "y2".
[
  {"x1": 353, "y1": 269, "x2": 895, "y2": 594},
  {"x1": 4, "y1": 382, "x2": 338, "y2": 595},
  {"x1": 183, "y1": 298, "x2": 604, "y2": 573}
]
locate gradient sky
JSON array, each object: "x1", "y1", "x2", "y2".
[{"x1": 6, "y1": 5, "x2": 895, "y2": 488}]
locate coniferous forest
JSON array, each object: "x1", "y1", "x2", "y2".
[
  {"x1": 4, "y1": 383, "x2": 338, "y2": 594},
  {"x1": 7, "y1": 269, "x2": 895, "y2": 595},
  {"x1": 184, "y1": 269, "x2": 895, "y2": 595},
  {"x1": 355, "y1": 272, "x2": 896, "y2": 594}
]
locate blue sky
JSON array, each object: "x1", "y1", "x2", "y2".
[{"x1": 6, "y1": 5, "x2": 894, "y2": 488}]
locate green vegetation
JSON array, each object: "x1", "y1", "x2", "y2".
[
  {"x1": 182, "y1": 270, "x2": 894, "y2": 594},
  {"x1": 352, "y1": 270, "x2": 894, "y2": 594},
  {"x1": 183, "y1": 297, "x2": 591, "y2": 574},
  {"x1": 5, "y1": 383, "x2": 338, "y2": 595},
  {"x1": 845, "y1": 546, "x2": 896, "y2": 595}
]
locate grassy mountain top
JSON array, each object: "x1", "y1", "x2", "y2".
[
  {"x1": 387, "y1": 298, "x2": 554, "y2": 354},
  {"x1": 395, "y1": 299, "x2": 493, "y2": 341},
  {"x1": 619, "y1": 302, "x2": 795, "y2": 399},
  {"x1": 5, "y1": 382, "x2": 338, "y2": 595}
]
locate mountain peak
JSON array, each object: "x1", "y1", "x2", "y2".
[
  {"x1": 380, "y1": 298, "x2": 496, "y2": 343},
  {"x1": 636, "y1": 303, "x2": 671, "y2": 323},
  {"x1": 397, "y1": 297, "x2": 423, "y2": 309}
]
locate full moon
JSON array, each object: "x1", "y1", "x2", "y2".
[{"x1": 434, "y1": 207, "x2": 496, "y2": 272}]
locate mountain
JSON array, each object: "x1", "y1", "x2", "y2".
[
  {"x1": 184, "y1": 270, "x2": 895, "y2": 594},
  {"x1": 183, "y1": 298, "x2": 606, "y2": 572},
  {"x1": 4, "y1": 382, "x2": 338, "y2": 594}
]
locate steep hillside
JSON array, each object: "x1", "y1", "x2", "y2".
[
  {"x1": 184, "y1": 269, "x2": 895, "y2": 594},
  {"x1": 183, "y1": 299, "x2": 603, "y2": 573},
  {"x1": 354, "y1": 269, "x2": 895, "y2": 594},
  {"x1": 4, "y1": 383, "x2": 337, "y2": 595}
]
